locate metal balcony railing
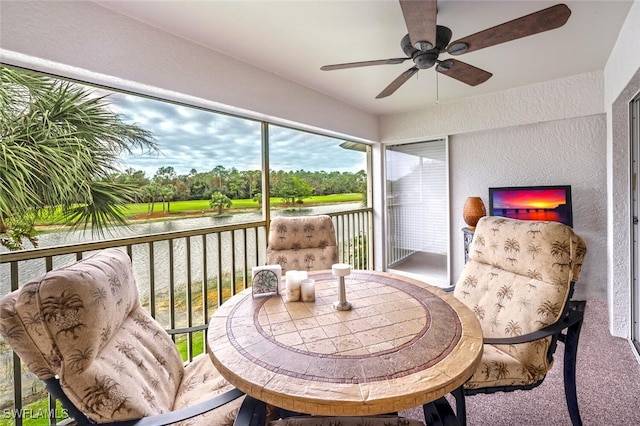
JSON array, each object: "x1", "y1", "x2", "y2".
[{"x1": 0, "y1": 208, "x2": 373, "y2": 425}]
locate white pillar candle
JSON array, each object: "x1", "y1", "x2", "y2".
[
  {"x1": 300, "y1": 278, "x2": 315, "y2": 302},
  {"x1": 332, "y1": 263, "x2": 351, "y2": 277},
  {"x1": 331, "y1": 263, "x2": 352, "y2": 311},
  {"x1": 285, "y1": 270, "x2": 302, "y2": 302}
]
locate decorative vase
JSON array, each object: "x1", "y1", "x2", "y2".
[{"x1": 463, "y1": 197, "x2": 486, "y2": 229}]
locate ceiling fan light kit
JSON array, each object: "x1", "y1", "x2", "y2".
[{"x1": 321, "y1": 1, "x2": 571, "y2": 99}]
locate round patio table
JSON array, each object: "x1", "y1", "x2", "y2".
[{"x1": 207, "y1": 270, "x2": 483, "y2": 416}]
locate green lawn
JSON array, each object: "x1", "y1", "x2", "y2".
[
  {"x1": 130, "y1": 193, "x2": 362, "y2": 214},
  {"x1": 34, "y1": 193, "x2": 363, "y2": 225}
]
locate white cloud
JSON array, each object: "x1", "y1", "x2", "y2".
[{"x1": 109, "y1": 92, "x2": 367, "y2": 177}]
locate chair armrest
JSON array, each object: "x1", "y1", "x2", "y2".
[
  {"x1": 483, "y1": 300, "x2": 586, "y2": 345},
  {"x1": 44, "y1": 378, "x2": 93, "y2": 425},
  {"x1": 96, "y1": 388, "x2": 245, "y2": 426}
]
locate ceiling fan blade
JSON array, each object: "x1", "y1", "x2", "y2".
[
  {"x1": 436, "y1": 59, "x2": 492, "y2": 86},
  {"x1": 376, "y1": 66, "x2": 419, "y2": 99},
  {"x1": 447, "y1": 3, "x2": 571, "y2": 55},
  {"x1": 321, "y1": 58, "x2": 410, "y2": 71},
  {"x1": 399, "y1": 0, "x2": 437, "y2": 51}
]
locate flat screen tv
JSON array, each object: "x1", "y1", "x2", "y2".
[{"x1": 488, "y1": 185, "x2": 573, "y2": 227}]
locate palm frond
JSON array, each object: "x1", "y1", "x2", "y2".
[{"x1": 0, "y1": 65, "x2": 156, "y2": 250}]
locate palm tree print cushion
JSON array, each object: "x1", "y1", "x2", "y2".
[
  {"x1": 0, "y1": 249, "x2": 240, "y2": 424},
  {"x1": 266, "y1": 215, "x2": 339, "y2": 273},
  {"x1": 454, "y1": 216, "x2": 586, "y2": 389}
]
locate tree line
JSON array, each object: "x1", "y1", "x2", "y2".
[{"x1": 109, "y1": 166, "x2": 367, "y2": 212}]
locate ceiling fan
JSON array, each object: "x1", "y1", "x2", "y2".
[{"x1": 320, "y1": 0, "x2": 571, "y2": 99}]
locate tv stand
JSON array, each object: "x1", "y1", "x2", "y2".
[{"x1": 462, "y1": 227, "x2": 474, "y2": 263}]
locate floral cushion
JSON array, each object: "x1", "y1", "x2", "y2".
[
  {"x1": 266, "y1": 215, "x2": 338, "y2": 273},
  {"x1": 270, "y1": 416, "x2": 425, "y2": 426},
  {"x1": 0, "y1": 248, "x2": 240, "y2": 424},
  {"x1": 455, "y1": 216, "x2": 586, "y2": 389}
]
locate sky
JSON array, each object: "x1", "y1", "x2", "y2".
[
  {"x1": 107, "y1": 92, "x2": 367, "y2": 177},
  {"x1": 492, "y1": 188, "x2": 568, "y2": 209}
]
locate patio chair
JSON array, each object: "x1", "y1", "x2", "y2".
[
  {"x1": 451, "y1": 216, "x2": 587, "y2": 426},
  {"x1": 266, "y1": 215, "x2": 338, "y2": 273},
  {"x1": 0, "y1": 248, "x2": 257, "y2": 426}
]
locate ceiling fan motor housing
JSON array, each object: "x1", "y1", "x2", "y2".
[
  {"x1": 402, "y1": 25, "x2": 453, "y2": 69},
  {"x1": 415, "y1": 52, "x2": 438, "y2": 69}
]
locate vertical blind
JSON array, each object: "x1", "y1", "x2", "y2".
[{"x1": 386, "y1": 139, "x2": 448, "y2": 265}]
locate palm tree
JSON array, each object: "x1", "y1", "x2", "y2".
[
  {"x1": 160, "y1": 184, "x2": 176, "y2": 214},
  {"x1": 0, "y1": 66, "x2": 156, "y2": 250},
  {"x1": 140, "y1": 182, "x2": 161, "y2": 214},
  {"x1": 244, "y1": 170, "x2": 261, "y2": 200},
  {"x1": 209, "y1": 191, "x2": 232, "y2": 214},
  {"x1": 211, "y1": 165, "x2": 228, "y2": 193}
]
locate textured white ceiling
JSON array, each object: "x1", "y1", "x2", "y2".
[{"x1": 93, "y1": 0, "x2": 633, "y2": 116}]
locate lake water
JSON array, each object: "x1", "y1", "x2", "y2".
[{"x1": 0, "y1": 203, "x2": 362, "y2": 294}]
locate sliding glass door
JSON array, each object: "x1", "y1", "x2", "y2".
[{"x1": 385, "y1": 139, "x2": 450, "y2": 287}]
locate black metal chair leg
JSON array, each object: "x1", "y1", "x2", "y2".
[
  {"x1": 563, "y1": 301, "x2": 585, "y2": 426},
  {"x1": 423, "y1": 400, "x2": 444, "y2": 426},
  {"x1": 423, "y1": 395, "x2": 460, "y2": 426},
  {"x1": 451, "y1": 386, "x2": 466, "y2": 426},
  {"x1": 234, "y1": 395, "x2": 267, "y2": 426}
]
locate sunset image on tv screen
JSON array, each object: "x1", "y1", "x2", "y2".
[{"x1": 490, "y1": 187, "x2": 572, "y2": 226}]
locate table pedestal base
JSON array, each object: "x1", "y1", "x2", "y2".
[{"x1": 333, "y1": 300, "x2": 352, "y2": 311}]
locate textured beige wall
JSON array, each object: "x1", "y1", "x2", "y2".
[
  {"x1": 448, "y1": 115, "x2": 607, "y2": 300},
  {"x1": 379, "y1": 72, "x2": 604, "y2": 143},
  {"x1": 379, "y1": 71, "x2": 607, "y2": 300},
  {"x1": 608, "y1": 75, "x2": 639, "y2": 338},
  {"x1": 605, "y1": 0, "x2": 640, "y2": 338}
]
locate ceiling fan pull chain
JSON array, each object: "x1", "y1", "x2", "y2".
[{"x1": 436, "y1": 71, "x2": 440, "y2": 105}]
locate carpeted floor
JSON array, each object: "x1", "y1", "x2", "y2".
[{"x1": 400, "y1": 299, "x2": 640, "y2": 425}]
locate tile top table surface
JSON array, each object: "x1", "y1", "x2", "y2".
[{"x1": 208, "y1": 270, "x2": 483, "y2": 416}]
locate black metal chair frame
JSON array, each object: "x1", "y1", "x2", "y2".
[
  {"x1": 451, "y1": 286, "x2": 586, "y2": 426},
  {"x1": 43, "y1": 375, "x2": 268, "y2": 426},
  {"x1": 422, "y1": 393, "x2": 462, "y2": 426}
]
